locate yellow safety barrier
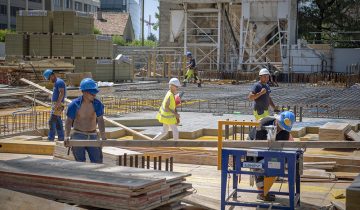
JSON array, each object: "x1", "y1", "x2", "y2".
[{"x1": 217, "y1": 120, "x2": 259, "y2": 170}]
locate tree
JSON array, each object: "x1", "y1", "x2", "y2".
[
  {"x1": 0, "y1": 29, "x2": 15, "y2": 42},
  {"x1": 147, "y1": 33, "x2": 157, "y2": 42},
  {"x1": 298, "y1": 0, "x2": 360, "y2": 47}
]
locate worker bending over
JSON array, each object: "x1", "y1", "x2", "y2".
[
  {"x1": 43, "y1": 69, "x2": 66, "y2": 141},
  {"x1": 248, "y1": 111, "x2": 295, "y2": 201},
  {"x1": 65, "y1": 78, "x2": 106, "y2": 163},
  {"x1": 248, "y1": 68, "x2": 278, "y2": 120},
  {"x1": 153, "y1": 78, "x2": 181, "y2": 140},
  {"x1": 183, "y1": 52, "x2": 201, "y2": 87}
]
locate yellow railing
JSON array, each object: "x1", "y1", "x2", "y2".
[{"x1": 217, "y1": 120, "x2": 260, "y2": 170}]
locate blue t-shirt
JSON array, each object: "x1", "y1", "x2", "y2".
[
  {"x1": 52, "y1": 78, "x2": 66, "y2": 103},
  {"x1": 66, "y1": 96, "x2": 104, "y2": 120},
  {"x1": 251, "y1": 81, "x2": 271, "y2": 114}
]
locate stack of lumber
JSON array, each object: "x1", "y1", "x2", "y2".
[
  {"x1": 0, "y1": 157, "x2": 192, "y2": 210},
  {"x1": 301, "y1": 169, "x2": 337, "y2": 182},
  {"x1": 65, "y1": 72, "x2": 93, "y2": 87},
  {"x1": 319, "y1": 122, "x2": 351, "y2": 140},
  {"x1": 16, "y1": 10, "x2": 52, "y2": 33},
  {"x1": 347, "y1": 173, "x2": 360, "y2": 210}
]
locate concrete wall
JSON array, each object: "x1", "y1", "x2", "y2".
[
  {"x1": 333, "y1": 48, "x2": 360, "y2": 73},
  {"x1": 159, "y1": 1, "x2": 183, "y2": 47}
]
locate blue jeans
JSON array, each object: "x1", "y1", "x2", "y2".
[
  {"x1": 71, "y1": 132, "x2": 103, "y2": 164},
  {"x1": 48, "y1": 114, "x2": 64, "y2": 141}
]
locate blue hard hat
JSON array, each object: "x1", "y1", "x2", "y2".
[
  {"x1": 79, "y1": 78, "x2": 99, "y2": 94},
  {"x1": 186, "y1": 51, "x2": 192, "y2": 57},
  {"x1": 276, "y1": 111, "x2": 295, "y2": 132},
  {"x1": 43, "y1": 69, "x2": 53, "y2": 80}
]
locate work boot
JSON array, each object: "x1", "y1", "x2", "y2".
[
  {"x1": 257, "y1": 193, "x2": 275, "y2": 202},
  {"x1": 182, "y1": 82, "x2": 187, "y2": 87}
]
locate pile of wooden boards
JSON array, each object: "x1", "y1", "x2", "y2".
[
  {"x1": 0, "y1": 157, "x2": 192, "y2": 210},
  {"x1": 319, "y1": 122, "x2": 352, "y2": 141}
]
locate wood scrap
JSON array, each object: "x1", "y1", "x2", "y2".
[
  {"x1": 346, "y1": 130, "x2": 360, "y2": 142},
  {"x1": 331, "y1": 201, "x2": 345, "y2": 210},
  {"x1": 333, "y1": 172, "x2": 359, "y2": 180},
  {"x1": 301, "y1": 169, "x2": 336, "y2": 181},
  {"x1": 303, "y1": 161, "x2": 336, "y2": 170},
  {"x1": 23, "y1": 95, "x2": 51, "y2": 107},
  {"x1": 181, "y1": 194, "x2": 220, "y2": 210}
]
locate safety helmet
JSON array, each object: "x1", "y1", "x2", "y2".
[
  {"x1": 276, "y1": 111, "x2": 295, "y2": 132},
  {"x1": 43, "y1": 69, "x2": 54, "y2": 80},
  {"x1": 259, "y1": 68, "x2": 270, "y2": 76},
  {"x1": 79, "y1": 78, "x2": 99, "y2": 94},
  {"x1": 169, "y1": 78, "x2": 181, "y2": 87},
  {"x1": 186, "y1": 51, "x2": 192, "y2": 57}
]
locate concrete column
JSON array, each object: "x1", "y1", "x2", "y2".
[
  {"x1": 62, "y1": 0, "x2": 65, "y2": 11},
  {"x1": 25, "y1": 0, "x2": 29, "y2": 10},
  {"x1": 217, "y1": 3, "x2": 222, "y2": 71},
  {"x1": 183, "y1": 3, "x2": 187, "y2": 55},
  {"x1": 72, "y1": 0, "x2": 75, "y2": 10},
  {"x1": 42, "y1": 0, "x2": 46, "y2": 10},
  {"x1": 7, "y1": 0, "x2": 10, "y2": 29},
  {"x1": 82, "y1": 0, "x2": 85, "y2": 11},
  {"x1": 50, "y1": 0, "x2": 54, "y2": 11}
]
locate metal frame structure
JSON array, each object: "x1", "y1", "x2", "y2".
[
  {"x1": 238, "y1": 0, "x2": 297, "y2": 73},
  {"x1": 221, "y1": 148, "x2": 302, "y2": 210}
]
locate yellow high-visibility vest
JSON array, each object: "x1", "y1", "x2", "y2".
[{"x1": 156, "y1": 90, "x2": 177, "y2": 125}]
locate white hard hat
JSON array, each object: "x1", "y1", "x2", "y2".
[
  {"x1": 169, "y1": 78, "x2": 181, "y2": 87},
  {"x1": 259, "y1": 68, "x2": 270, "y2": 76}
]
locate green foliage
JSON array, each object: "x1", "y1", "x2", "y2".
[
  {"x1": 112, "y1": 35, "x2": 127, "y2": 46},
  {"x1": 298, "y1": 0, "x2": 360, "y2": 47},
  {"x1": 93, "y1": 27, "x2": 102, "y2": 35},
  {"x1": 0, "y1": 29, "x2": 15, "y2": 42}
]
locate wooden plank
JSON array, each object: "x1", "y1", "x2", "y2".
[
  {"x1": 331, "y1": 201, "x2": 345, "y2": 210},
  {"x1": 346, "y1": 130, "x2": 360, "y2": 142},
  {"x1": 63, "y1": 139, "x2": 360, "y2": 149},
  {"x1": 319, "y1": 122, "x2": 351, "y2": 141},
  {"x1": 20, "y1": 78, "x2": 152, "y2": 140},
  {"x1": 182, "y1": 194, "x2": 219, "y2": 210}
]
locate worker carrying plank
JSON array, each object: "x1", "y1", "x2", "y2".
[
  {"x1": 43, "y1": 69, "x2": 66, "y2": 141},
  {"x1": 65, "y1": 78, "x2": 106, "y2": 163},
  {"x1": 153, "y1": 78, "x2": 181, "y2": 141},
  {"x1": 248, "y1": 111, "x2": 295, "y2": 201},
  {"x1": 183, "y1": 52, "x2": 201, "y2": 87},
  {"x1": 248, "y1": 68, "x2": 279, "y2": 120}
]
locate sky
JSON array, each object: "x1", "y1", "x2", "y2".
[{"x1": 143, "y1": 0, "x2": 159, "y2": 38}]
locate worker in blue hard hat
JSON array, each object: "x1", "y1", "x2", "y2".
[
  {"x1": 43, "y1": 69, "x2": 66, "y2": 141},
  {"x1": 183, "y1": 52, "x2": 201, "y2": 87},
  {"x1": 65, "y1": 78, "x2": 106, "y2": 163},
  {"x1": 153, "y1": 78, "x2": 181, "y2": 140},
  {"x1": 248, "y1": 111, "x2": 295, "y2": 201}
]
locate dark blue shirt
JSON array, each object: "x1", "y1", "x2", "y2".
[
  {"x1": 189, "y1": 58, "x2": 196, "y2": 69},
  {"x1": 248, "y1": 117, "x2": 290, "y2": 140},
  {"x1": 66, "y1": 96, "x2": 104, "y2": 120},
  {"x1": 251, "y1": 81, "x2": 271, "y2": 114},
  {"x1": 52, "y1": 78, "x2": 66, "y2": 103}
]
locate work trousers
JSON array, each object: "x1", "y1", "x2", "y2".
[{"x1": 153, "y1": 124, "x2": 179, "y2": 140}]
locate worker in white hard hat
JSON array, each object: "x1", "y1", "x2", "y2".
[
  {"x1": 153, "y1": 78, "x2": 181, "y2": 140},
  {"x1": 248, "y1": 68, "x2": 278, "y2": 120}
]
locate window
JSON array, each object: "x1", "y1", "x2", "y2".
[
  {"x1": 65, "y1": 0, "x2": 72, "y2": 9},
  {"x1": 11, "y1": 7, "x2": 24, "y2": 17},
  {"x1": 29, "y1": 0, "x2": 42, "y2": 3},
  {"x1": 54, "y1": 0, "x2": 61, "y2": 7},
  {"x1": 84, "y1": 4, "x2": 89, "y2": 12},
  {"x1": 75, "y1": 2, "x2": 82, "y2": 11},
  {"x1": 0, "y1": 24, "x2": 7, "y2": 29},
  {"x1": 0, "y1": 5, "x2": 7, "y2": 15}
]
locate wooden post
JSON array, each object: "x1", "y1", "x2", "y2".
[
  {"x1": 146, "y1": 156, "x2": 150, "y2": 169},
  {"x1": 135, "y1": 155, "x2": 138, "y2": 168},
  {"x1": 130, "y1": 156, "x2": 133, "y2": 167},
  {"x1": 158, "y1": 156, "x2": 162, "y2": 171},
  {"x1": 123, "y1": 153, "x2": 127, "y2": 166},
  {"x1": 154, "y1": 157, "x2": 157, "y2": 170},
  {"x1": 170, "y1": 157, "x2": 173, "y2": 172},
  {"x1": 141, "y1": 156, "x2": 145, "y2": 168},
  {"x1": 165, "y1": 158, "x2": 169, "y2": 171}
]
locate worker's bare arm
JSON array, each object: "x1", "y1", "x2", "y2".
[
  {"x1": 97, "y1": 116, "x2": 106, "y2": 140},
  {"x1": 248, "y1": 88, "x2": 266, "y2": 101},
  {"x1": 269, "y1": 96, "x2": 276, "y2": 109},
  {"x1": 65, "y1": 118, "x2": 73, "y2": 139}
]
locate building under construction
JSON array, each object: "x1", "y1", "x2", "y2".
[{"x1": 0, "y1": 0, "x2": 360, "y2": 210}]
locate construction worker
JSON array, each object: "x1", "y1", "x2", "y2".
[
  {"x1": 153, "y1": 78, "x2": 181, "y2": 140},
  {"x1": 65, "y1": 78, "x2": 106, "y2": 164},
  {"x1": 248, "y1": 68, "x2": 278, "y2": 121},
  {"x1": 183, "y1": 52, "x2": 201, "y2": 87},
  {"x1": 248, "y1": 111, "x2": 295, "y2": 201},
  {"x1": 43, "y1": 69, "x2": 66, "y2": 141}
]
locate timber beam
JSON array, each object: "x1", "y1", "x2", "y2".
[{"x1": 63, "y1": 140, "x2": 360, "y2": 149}]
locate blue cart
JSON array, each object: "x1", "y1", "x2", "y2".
[{"x1": 221, "y1": 148, "x2": 303, "y2": 210}]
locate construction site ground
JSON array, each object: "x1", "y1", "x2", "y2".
[{"x1": 1, "y1": 81, "x2": 360, "y2": 209}]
